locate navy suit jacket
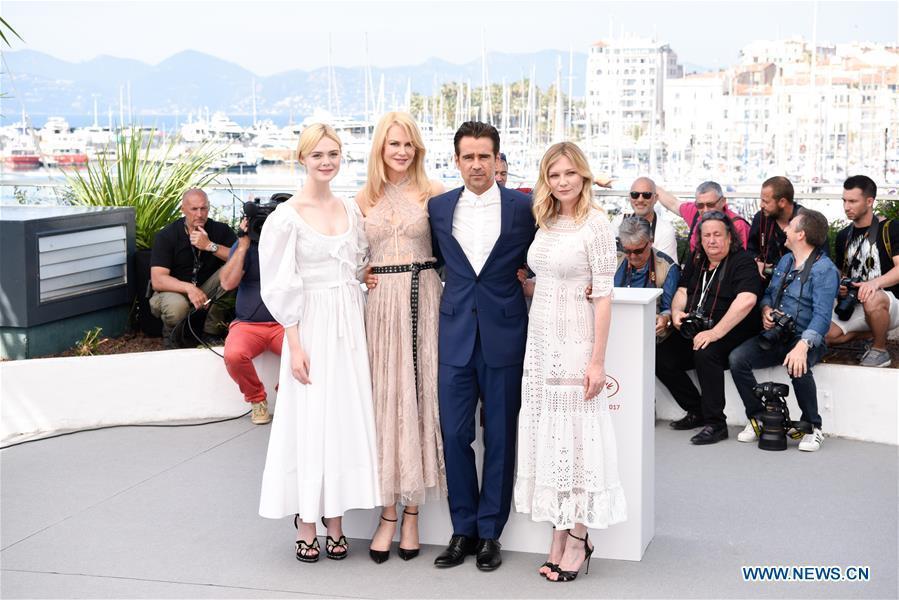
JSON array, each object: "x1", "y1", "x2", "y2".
[{"x1": 428, "y1": 186, "x2": 536, "y2": 368}]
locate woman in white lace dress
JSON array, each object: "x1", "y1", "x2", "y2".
[
  {"x1": 514, "y1": 142, "x2": 627, "y2": 583},
  {"x1": 258, "y1": 124, "x2": 380, "y2": 563}
]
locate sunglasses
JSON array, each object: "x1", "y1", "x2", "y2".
[
  {"x1": 622, "y1": 243, "x2": 650, "y2": 255},
  {"x1": 695, "y1": 199, "x2": 722, "y2": 209},
  {"x1": 630, "y1": 191, "x2": 653, "y2": 200}
]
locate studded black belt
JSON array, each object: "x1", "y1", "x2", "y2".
[{"x1": 370, "y1": 261, "x2": 437, "y2": 401}]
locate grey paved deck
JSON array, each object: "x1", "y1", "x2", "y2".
[{"x1": 2, "y1": 420, "x2": 896, "y2": 599}]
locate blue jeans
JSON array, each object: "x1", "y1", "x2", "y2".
[{"x1": 728, "y1": 336, "x2": 826, "y2": 428}]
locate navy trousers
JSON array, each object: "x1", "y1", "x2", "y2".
[{"x1": 438, "y1": 338, "x2": 522, "y2": 540}]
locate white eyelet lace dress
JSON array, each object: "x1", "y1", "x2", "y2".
[{"x1": 514, "y1": 208, "x2": 628, "y2": 529}]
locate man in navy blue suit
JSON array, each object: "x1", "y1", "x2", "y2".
[{"x1": 430, "y1": 122, "x2": 536, "y2": 571}]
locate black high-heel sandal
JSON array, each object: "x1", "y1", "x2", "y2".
[
  {"x1": 551, "y1": 531, "x2": 594, "y2": 583},
  {"x1": 369, "y1": 514, "x2": 397, "y2": 564},
  {"x1": 539, "y1": 525, "x2": 561, "y2": 578},
  {"x1": 294, "y1": 514, "x2": 320, "y2": 563},
  {"x1": 540, "y1": 561, "x2": 560, "y2": 577},
  {"x1": 321, "y1": 516, "x2": 349, "y2": 560},
  {"x1": 397, "y1": 509, "x2": 420, "y2": 560}
]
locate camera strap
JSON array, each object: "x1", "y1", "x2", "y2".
[
  {"x1": 771, "y1": 248, "x2": 821, "y2": 310},
  {"x1": 689, "y1": 256, "x2": 727, "y2": 316}
]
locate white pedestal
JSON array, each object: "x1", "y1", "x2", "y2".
[{"x1": 336, "y1": 287, "x2": 660, "y2": 561}]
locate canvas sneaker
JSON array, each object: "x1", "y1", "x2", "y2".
[
  {"x1": 859, "y1": 348, "x2": 891, "y2": 368},
  {"x1": 251, "y1": 400, "x2": 272, "y2": 425},
  {"x1": 737, "y1": 420, "x2": 760, "y2": 443},
  {"x1": 798, "y1": 428, "x2": 824, "y2": 452}
]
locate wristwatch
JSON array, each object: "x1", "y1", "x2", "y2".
[
  {"x1": 801, "y1": 338, "x2": 813, "y2": 349},
  {"x1": 207, "y1": 242, "x2": 219, "y2": 253}
]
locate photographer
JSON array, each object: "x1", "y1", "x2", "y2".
[
  {"x1": 747, "y1": 176, "x2": 804, "y2": 281},
  {"x1": 729, "y1": 209, "x2": 839, "y2": 452},
  {"x1": 656, "y1": 211, "x2": 761, "y2": 445},
  {"x1": 614, "y1": 216, "x2": 680, "y2": 341},
  {"x1": 219, "y1": 197, "x2": 288, "y2": 425},
  {"x1": 825, "y1": 175, "x2": 899, "y2": 368},
  {"x1": 150, "y1": 188, "x2": 237, "y2": 347},
  {"x1": 656, "y1": 180, "x2": 750, "y2": 265},
  {"x1": 611, "y1": 177, "x2": 678, "y2": 259}
]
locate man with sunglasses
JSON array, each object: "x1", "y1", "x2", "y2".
[
  {"x1": 656, "y1": 181, "x2": 750, "y2": 262},
  {"x1": 614, "y1": 216, "x2": 680, "y2": 340},
  {"x1": 611, "y1": 177, "x2": 677, "y2": 260}
]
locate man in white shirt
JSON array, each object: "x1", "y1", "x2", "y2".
[
  {"x1": 428, "y1": 121, "x2": 536, "y2": 573},
  {"x1": 611, "y1": 177, "x2": 678, "y2": 260}
]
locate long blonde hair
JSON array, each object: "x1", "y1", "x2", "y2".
[
  {"x1": 359, "y1": 112, "x2": 431, "y2": 206},
  {"x1": 296, "y1": 123, "x2": 342, "y2": 163},
  {"x1": 532, "y1": 142, "x2": 597, "y2": 228}
]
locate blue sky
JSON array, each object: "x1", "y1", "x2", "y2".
[{"x1": 3, "y1": 1, "x2": 897, "y2": 75}]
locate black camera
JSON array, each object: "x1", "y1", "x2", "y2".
[
  {"x1": 752, "y1": 382, "x2": 811, "y2": 451},
  {"x1": 242, "y1": 192, "x2": 292, "y2": 241},
  {"x1": 834, "y1": 277, "x2": 862, "y2": 321},
  {"x1": 757, "y1": 310, "x2": 796, "y2": 350},
  {"x1": 679, "y1": 312, "x2": 714, "y2": 340}
]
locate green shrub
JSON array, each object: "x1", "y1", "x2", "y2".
[{"x1": 66, "y1": 128, "x2": 222, "y2": 249}]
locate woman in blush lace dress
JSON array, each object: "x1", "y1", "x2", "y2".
[
  {"x1": 514, "y1": 142, "x2": 627, "y2": 583},
  {"x1": 258, "y1": 123, "x2": 380, "y2": 564},
  {"x1": 356, "y1": 112, "x2": 447, "y2": 564}
]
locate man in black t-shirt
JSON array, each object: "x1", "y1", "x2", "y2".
[
  {"x1": 149, "y1": 188, "x2": 237, "y2": 346},
  {"x1": 825, "y1": 176, "x2": 899, "y2": 368},
  {"x1": 747, "y1": 176, "x2": 804, "y2": 281},
  {"x1": 219, "y1": 217, "x2": 283, "y2": 425}
]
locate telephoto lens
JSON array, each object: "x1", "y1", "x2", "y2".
[{"x1": 753, "y1": 382, "x2": 792, "y2": 451}]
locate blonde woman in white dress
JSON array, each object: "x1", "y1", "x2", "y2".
[
  {"x1": 514, "y1": 142, "x2": 627, "y2": 582},
  {"x1": 258, "y1": 123, "x2": 380, "y2": 563}
]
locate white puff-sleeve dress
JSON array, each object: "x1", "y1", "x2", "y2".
[{"x1": 257, "y1": 197, "x2": 380, "y2": 520}]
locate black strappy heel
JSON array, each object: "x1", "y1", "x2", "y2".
[
  {"x1": 551, "y1": 531, "x2": 594, "y2": 583},
  {"x1": 540, "y1": 561, "x2": 560, "y2": 577},
  {"x1": 321, "y1": 516, "x2": 349, "y2": 560},
  {"x1": 397, "y1": 509, "x2": 420, "y2": 561},
  {"x1": 369, "y1": 514, "x2": 397, "y2": 564},
  {"x1": 294, "y1": 514, "x2": 320, "y2": 563},
  {"x1": 539, "y1": 525, "x2": 561, "y2": 578}
]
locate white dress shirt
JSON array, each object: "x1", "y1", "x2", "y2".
[{"x1": 452, "y1": 181, "x2": 502, "y2": 275}]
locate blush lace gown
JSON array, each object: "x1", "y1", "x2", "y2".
[{"x1": 363, "y1": 181, "x2": 447, "y2": 507}]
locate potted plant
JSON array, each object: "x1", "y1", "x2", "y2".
[{"x1": 67, "y1": 127, "x2": 222, "y2": 335}]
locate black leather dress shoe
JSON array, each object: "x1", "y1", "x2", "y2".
[
  {"x1": 434, "y1": 535, "x2": 478, "y2": 568},
  {"x1": 669, "y1": 413, "x2": 704, "y2": 430},
  {"x1": 476, "y1": 538, "x2": 502, "y2": 571},
  {"x1": 690, "y1": 424, "x2": 728, "y2": 445}
]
